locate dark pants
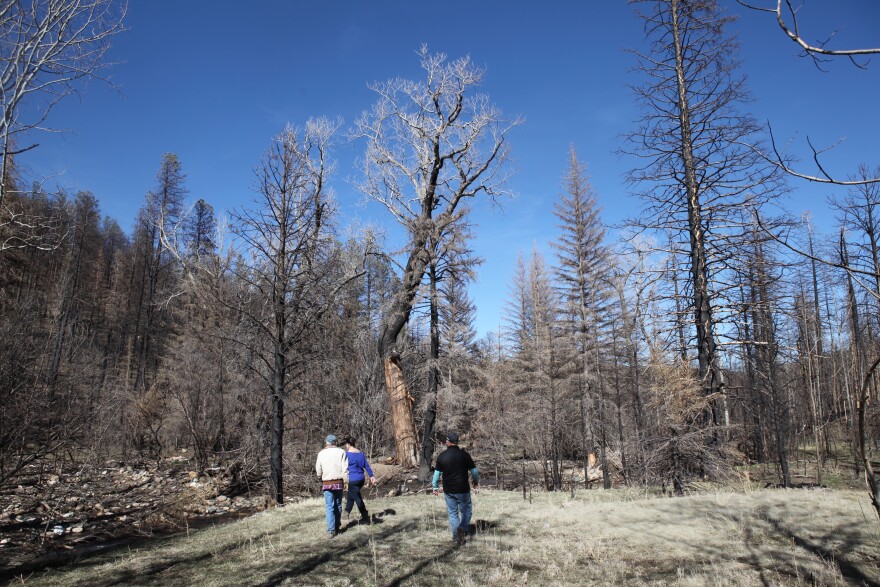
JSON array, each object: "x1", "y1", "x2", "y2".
[{"x1": 345, "y1": 479, "x2": 368, "y2": 518}]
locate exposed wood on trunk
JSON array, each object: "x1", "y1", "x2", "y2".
[{"x1": 384, "y1": 355, "x2": 419, "y2": 468}]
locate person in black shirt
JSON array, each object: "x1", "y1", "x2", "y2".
[{"x1": 432, "y1": 432, "x2": 479, "y2": 544}]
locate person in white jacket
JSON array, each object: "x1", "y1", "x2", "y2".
[{"x1": 316, "y1": 434, "x2": 349, "y2": 537}]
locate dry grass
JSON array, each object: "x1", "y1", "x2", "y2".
[{"x1": 12, "y1": 486, "x2": 880, "y2": 586}]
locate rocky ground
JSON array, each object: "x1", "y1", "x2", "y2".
[{"x1": 0, "y1": 453, "x2": 268, "y2": 581}]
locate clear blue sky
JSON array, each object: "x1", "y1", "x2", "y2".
[{"x1": 20, "y1": 0, "x2": 880, "y2": 337}]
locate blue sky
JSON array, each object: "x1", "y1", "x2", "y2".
[{"x1": 20, "y1": 0, "x2": 880, "y2": 336}]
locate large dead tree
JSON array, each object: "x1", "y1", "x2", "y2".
[
  {"x1": 354, "y1": 46, "x2": 517, "y2": 467},
  {"x1": 626, "y1": 0, "x2": 779, "y2": 421}
]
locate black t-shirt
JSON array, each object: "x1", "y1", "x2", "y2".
[{"x1": 435, "y1": 445, "x2": 476, "y2": 494}]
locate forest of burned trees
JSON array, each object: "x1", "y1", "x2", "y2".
[{"x1": 1, "y1": 0, "x2": 878, "y2": 504}]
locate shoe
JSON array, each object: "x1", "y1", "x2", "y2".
[
  {"x1": 456, "y1": 527, "x2": 466, "y2": 545},
  {"x1": 359, "y1": 516, "x2": 371, "y2": 525},
  {"x1": 328, "y1": 531, "x2": 337, "y2": 539}
]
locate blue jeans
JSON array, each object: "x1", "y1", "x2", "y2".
[
  {"x1": 323, "y1": 489, "x2": 343, "y2": 533},
  {"x1": 443, "y1": 492, "x2": 472, "y2": 540}
]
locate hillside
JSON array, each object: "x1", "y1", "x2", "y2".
[{"x1": 12, "y1": 486, "x2": 879, "y2": 586}]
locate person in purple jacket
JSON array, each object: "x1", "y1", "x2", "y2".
[{"x1": 342, "y1": 436, "x2": 377, "y2": 523}]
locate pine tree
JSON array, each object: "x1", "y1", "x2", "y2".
[{"x1": 551, "y1": 147, "x2": 613, "y2": 487}]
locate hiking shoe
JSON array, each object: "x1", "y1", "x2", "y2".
[
  {"x1": 360, "y1": 516, "x2": 371, "y2": 525},
  {"x1": 456, "y1": 527, "x2": 466, "y2": 545},
  {"x1": 328, "y1": 531, "x2": 337, "y2": 539}
]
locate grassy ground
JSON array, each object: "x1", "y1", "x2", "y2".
[{"x1": 11, "y1": 485, "x2": 880, "y2": 586}]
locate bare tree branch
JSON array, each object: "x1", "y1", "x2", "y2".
[
  {"x1": 737, "y1": 0, "x2": 878, "y2": 69},
  {"x1": 753, "y1": 212, "x2": 880, "y2": 303},
  {"x1": 738, "y1": 122, "x2": 880, "y2": 187}
]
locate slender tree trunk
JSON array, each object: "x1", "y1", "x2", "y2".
[
  {"x1": 599, "y1": 378, "x2": 610, "y2": 489},
  {"x1": 808, "y1": 229, "x2": 829, "y2": 465},
  {"x1": 419, "y1": 261, "x2": 440, "y2": 481},
  {"x1": 611, "y1": 325, "x2": 629, "y2": 485},
  {"x1": 841, "y1": 232, "x2": 864, "y2": 479},
  {"x1": 135, "y1": 230, "x2": 160, "y2": 392},
  {"x1": 749, "y1": 238, "x2": 790, "y2": 487},
  {"x1": 671, "y1": 0, "x2": 724, "y2": 414},
  {"x1": 580, "y1": 392, "x2": 591, "y2": 488},
  {"x1": 858, "y1": 354, "x2": 880, "y2": 521},
  {"x1": 270, "y1": 378, "x2": 284, "y2": 504},
  {"x1": 740, "y1": 284, "x2": 764, "y2": 463},
  {"x1": 671, "y1": 256, "x2": 689, "y2": 363},
  {"x1": 550, "y1": 379, "x2": 561, "y2": 490}
]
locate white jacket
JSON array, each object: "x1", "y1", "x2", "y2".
[{"x1": 315, "y1": 446, "x2": 349, "y2": 482}]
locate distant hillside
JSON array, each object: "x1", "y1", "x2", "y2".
[{"x1": 16, "y1": 486, "x2": 879, "y2": 586}]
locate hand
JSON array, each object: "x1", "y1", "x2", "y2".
[
  {"x1": 472, "y1": 484, "x2": 479, "y2": 494},
  {"x1": 432, "y1": 488, "x2": 439, "y2": 496},
  {"x1": 369, "y1": 476, "x2": 377, "y2": 486}
]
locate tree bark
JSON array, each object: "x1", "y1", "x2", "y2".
[
  {"x1": 419, "y1": 261, "x2": 440, "y2": 481},
  {"x1": 671, "y1": 0, "x2": 724, "y2": 411},
  {"x1": 384, "y1": 354, "x2": 419, "y2": 468},
  {"x1": 858, "y1": 354, "x2": 880, "y2": 522},
  {"x1": 841, "y1": 232, "x2": 864, "y2": 478},
  {"x1": 377, "y1": 241, "x2": 430, "y2": 467}
]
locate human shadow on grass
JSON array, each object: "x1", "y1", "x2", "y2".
[
  {"x1": 257, "y1": 511, "x2": 411, "y2": 587},
  {"x1": 472, "y1": 519, "x2": 497, "y2": 534},
  {"x1": 342, "y1": 508, "x2": 396, "y2": 531}
]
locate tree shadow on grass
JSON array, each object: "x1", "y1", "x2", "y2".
[
  {"x1": 257, "y1": 512, "x2": 413, "y2": 587},
  {"x1": 259, "y1": 513, "x2": 503, "y2": 587},
  {"x1": 612, "y1": 496, "x2": 879, "y2": 585},
  {"x1": 97, "y1": 514, "x2": 325, "y2": 587},
  {"x1": 383, "y1": 518, "x2": 502, "y2": 587},
  {"x1": 7, "y1": 514, "x2": 323, "y2": 586},
  {"x1": 765, "y1": 516, "x2": 880, "y2": 587},
  {"x1": 383, "y1": 543, "x2": 459, "y2": 587}
]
